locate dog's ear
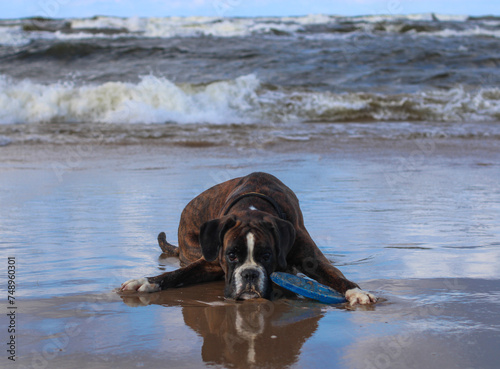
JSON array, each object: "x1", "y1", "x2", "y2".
[
  {"x1": 200, "y1": 215, "x2": 237, "y2": 262},
  {"x1": 266, "y1": 217, "x2": 296, "y2": 270}
]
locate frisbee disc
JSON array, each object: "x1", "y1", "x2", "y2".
[{"x1": 270, "y1": 272, "x2": 346, "y2": 304}]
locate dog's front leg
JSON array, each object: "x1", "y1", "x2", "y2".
[
  {"x1": 120, "y1": 259, "x2": 224, "y2": 293},
  {"x1": 300, "y1": 257, "x2": 377, "y2": 305},
  {"x1": 292, "y1": 232, "x2": 377, "y2": 305}
]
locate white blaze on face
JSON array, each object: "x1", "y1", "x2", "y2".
[
  {"x1": 233, "y1": 232, "x2": 266, "y2": 297},
  {"x1": 246, "y1": 232, "x2": 257, "y2": 265}
]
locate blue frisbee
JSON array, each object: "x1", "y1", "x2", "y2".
[{"x1": 270, "y1": 272, "x2": 346, "y2": 304}]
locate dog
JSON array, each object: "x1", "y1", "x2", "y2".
[{"x1": 121, "y1": 172, "x2": 376, "y2": 305}]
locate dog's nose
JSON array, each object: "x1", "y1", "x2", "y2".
[{"x1": 242, "y1": 269, "x2": 259, "y2": 282}]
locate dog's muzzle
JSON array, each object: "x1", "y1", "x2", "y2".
[{"x1": 233, "y1": 266, "x2": 268, "y2": 300}]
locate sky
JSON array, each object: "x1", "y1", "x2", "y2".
[{"x1": 1, "y1": 0, "x2": 499, "y2": 19}]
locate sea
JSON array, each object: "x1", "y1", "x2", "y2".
[{"x1": 0, "y1": 13, "x2": 499, "y2": 146}]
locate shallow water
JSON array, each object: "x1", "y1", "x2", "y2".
[
  {"x1": 1, "y1": 142, "x2": 499, "y2": 368},
  {"x1": 12, "y1": 278, "x2": 500, "y2": 369}
]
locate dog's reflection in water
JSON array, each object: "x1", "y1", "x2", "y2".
[{"x1": 121, "y1": 283, "x2": 323, "y2": 368}]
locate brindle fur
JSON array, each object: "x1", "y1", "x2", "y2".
[{"x1": 147, "y1": 172, "x2": 359, "y2": 294}]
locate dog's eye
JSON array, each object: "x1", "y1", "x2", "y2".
[
  {"x1": 227, "y1": 252, "x2": 237, "y2": 262},
  {"x1": 261, "y1": 253, "x2": 271, "y2": 262}
]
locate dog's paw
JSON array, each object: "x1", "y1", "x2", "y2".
[
  {"x1": 345, "y1": 288, "x2": 377, "y2": 305},
  {"x1": 120, "y1": 277, "x2": 160, "y2": 293}
]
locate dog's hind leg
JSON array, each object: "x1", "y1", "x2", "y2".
[{"x1": 158, "y1": 232, "x2": 179, "y2": 257}]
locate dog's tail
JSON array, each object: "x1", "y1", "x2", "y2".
[{"x1": 157, "y1": 232, "x2": 180, "y2": 257}]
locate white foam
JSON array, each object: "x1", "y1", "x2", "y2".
[
  {"x1": 5, "y1": 14, "x2": 494, "y2": 42},
  {"x1": 432, "y1": 14, "x2": 469, "y2": 22},
  {"x1": 429, "y1": 26, "x2": 500, "y2": 39},
  {"x1": 354, "y1": 13, "x2": 468, "y2": 23},
  {"x1": 1, "y1": 74, "x2": 499, "y2": 125},
  {"x1": 69, "y1": 15, "x2": 330, "y2": 38},
  {"x1": 0, "y1": 26, "x2": 31, "y2": 46},
  {"x1": 70, "y1": 16, "x2": 256, "y2": 38},
  {"x1": 284, "y1": 87, "x2": 500, "y2": 122},
  {"x1": 74, "y1": 14, "x2": 481, "y2": 39},
  {"x1": 0, "y1": 74, "x2": 261, "y2": 124},
  {"x1": 71, "y1": 16, "x2": 146, "y2": 32}
]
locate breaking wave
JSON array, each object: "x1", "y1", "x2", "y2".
[
  {"x1": 1, "y1": 14, "x2": 500, "y2": 45},
  {"x1": 1, "y1": 74, "x2": 499, "y2": 125},
  {"x1": 66, "y1": 14, "x2": 500, "y2": 39}
]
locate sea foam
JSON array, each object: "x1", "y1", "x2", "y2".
[
  {"x1": 1, "y1": 74, "x2": 499, "y2": 125},
  {"x1": 3, "y1": 14, "x2": 500, "y2": 44},
  {"x1": 0, "y1": 26, "x2": 31, "y2": 46},
  {"x1": 0, "y1": 74, "x2": 261, "y2": 124}
]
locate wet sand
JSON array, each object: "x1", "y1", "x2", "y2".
[{"x1": 1, "y1": 139, "x2": 500, "y2": 369}]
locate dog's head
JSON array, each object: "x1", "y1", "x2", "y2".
[{"x1": 200, "y1": 213, "x2": 295, "y2": 300}]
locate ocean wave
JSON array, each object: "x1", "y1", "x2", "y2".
[
  {"x1": 2, "y1": 14, "x2": 500, "y2": 43},
  {"x1": 0, "y1": 26, "x2": 31, "y2": 46},
  {"x1": 285, "y1": 88, "x2": 500, "y2": 123},
  {"x1": 0, "y1": 74, "x2": 261, "y2": 124},
  {"x1": 15, "y1": 42, "x2": 108, "y2": 60},
  {"x1": 429, "y1": 27, "x2": 500, "y2": 39},
  {"x1": 1, "y1": 74, "x2": 499, "y2": 125},
  {"x1": 70, "y1": 16, "x2": 305, "y2": 38},
  {"x1": 67, "y1": 14, "x2": 500, "y2": 39},
  {"x1": 354, "y1": 13, "x2": 469, "y2": 23}
]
